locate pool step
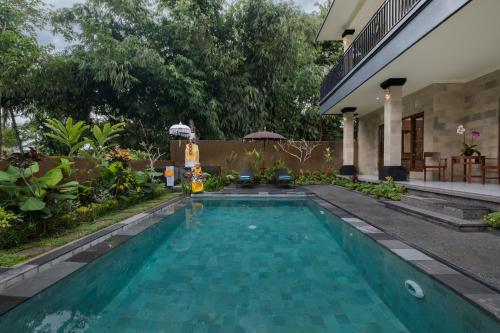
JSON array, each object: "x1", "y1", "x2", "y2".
[
  {"x1": 401, "y1": 195, "x2": 490, "y2": 220},
  {"x1": 385, "y1": 200, "x2": 488, "y2": 232}
]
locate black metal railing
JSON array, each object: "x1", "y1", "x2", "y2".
[{"x1": 320, "y1": 0, "x2": 424, "y2": 102}]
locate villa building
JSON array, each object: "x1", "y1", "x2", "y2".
[{"x1": 318, "y1": 0, "x2": 500, "y2": 181}]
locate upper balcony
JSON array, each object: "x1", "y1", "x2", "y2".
[
  {"x1": 320, "y1": 0, "x2": 425, "y2": 103},
  {"x1": 317, "y1": 0, "x2": 500, "y2": 117}
]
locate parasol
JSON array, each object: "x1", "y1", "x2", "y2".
[
  {"x1": 169, "y1": 122, "x2": 192, "y2": 146},
  {"x1": 243, "y1": 130, "x2": 285, "y2": 141},
  {"x1": 243, "y1": 128, "x2": 285, "y2": 172},
  {"x1": 169, "y1": 122, "x2": 192, "y2": 137}
]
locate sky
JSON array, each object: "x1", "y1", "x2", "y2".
[{"x1": 38, "y1": 0, "x2": 318, "y2": 51}]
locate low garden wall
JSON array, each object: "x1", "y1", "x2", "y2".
[
  {"x1": 169, "y1": 140, "x2": 347, "y2": 173},
  {"x1": 0, "y1": 157, "x2": 173, "y2": 183}
]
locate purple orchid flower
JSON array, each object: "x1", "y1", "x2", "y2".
[{"x1": 471, "y1": 130, "x2": 480, "y2": 138}]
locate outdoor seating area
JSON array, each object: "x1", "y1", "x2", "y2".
[{"x1": 424, "y1": 154, "x2": 500, "y2": 184}]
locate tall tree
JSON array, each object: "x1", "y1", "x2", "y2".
[
  {"x1": 0, "y1": 0, "x2": 47, "y2": 156},
  {"x1": 22, "y1": 0, "x2": 343, "y2": 154}
]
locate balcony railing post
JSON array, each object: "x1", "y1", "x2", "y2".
[{"x1": 320, "y1": 0, "x2": 424, "y2": 101}]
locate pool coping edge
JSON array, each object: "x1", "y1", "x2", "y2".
[
  {"x1": 0, "y1": 195, "x2": 187, "y2": 315},
  {"x1": 310, "y1": 195, "x2": 500, "y2": 323}
]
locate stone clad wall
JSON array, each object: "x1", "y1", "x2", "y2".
[
  {"x1": 462, "y1": 71, "x2": 500, "y2": 158},
  {"x1": 357, "y1": 69, "x2": 500, "y2": 181}
]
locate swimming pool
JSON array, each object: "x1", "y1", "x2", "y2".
[{"x1": 0, "y1": 196, "x2": 498, "y2": 332}]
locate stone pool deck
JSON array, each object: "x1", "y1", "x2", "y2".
[{"x1": 304, "y1": 185, "x2": 500, "y2": 291}]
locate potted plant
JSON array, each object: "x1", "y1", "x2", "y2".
[{"x1": 457, "y1": 125, "x2": 481, "y2": 156}]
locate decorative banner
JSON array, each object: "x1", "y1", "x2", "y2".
[{"x1": 164, "y1": 166, "x2": 174, "y2": 187}]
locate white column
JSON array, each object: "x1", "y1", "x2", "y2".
[
  {"x1": 343, "y1": 111, "x2": 355, "y2": 166},
  {"x1": 342, "y1": 30, "x2": 355, "y2": 51},
  {"x1": 340, "y1": 108, "x2": 356, "y2": 175},
  {"x1": 383, "y1": 85, "x2": 403, "y2": 167}
]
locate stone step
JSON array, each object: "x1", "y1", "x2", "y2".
[
  {"x1": 441, "y1": 203, "x2": 490, "y2": 220},
  {"x1": 384, "y1": 201, "x2": 488, "y2": 232},
  {"x1": 401, "y1": 195, "x2": 490, "y2": 220},
  {"x1": 401, "y1": 195, "x2": 448, "y2": 210}
]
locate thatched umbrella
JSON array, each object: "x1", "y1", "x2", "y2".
[{"x1": 243, "y1": 128, "x2": 285, "y2": 149}]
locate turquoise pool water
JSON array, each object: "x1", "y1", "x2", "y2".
[{"x1": 0, "y1": 197, "x2": 498, "y2": 332}]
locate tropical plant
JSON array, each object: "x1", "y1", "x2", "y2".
[
  {"x1": 0, "y1": 206, "x2": 26, "y2": 248},
  {"x1": 88, "y1": 122, "x2": 125, "y2": 157},
  {"x1": 323, "y1": 147, "x2": 335, "y2": 173},
  {"x1": 245, "y1": 148, "x2": 262, "y2": 173},
  {"x1": 0, "y1": 158, "x2": 79, "y2": 221},
  {"x1": 225, "y1": 151, "x2": 238, "y2": 170},
  {"x1": 484, "y1": 212, "x2": 500, "y2": 229},
  {"x1": 294, "y1": 170, "x2": 336, "y2": 185},
  {"x1": 99, "y1": 161, "x2": 140, "y2": 198},
  {"x1": 0, "y1": 207, "x2": 20, "y2": 230},
  {"x1": 181, "y1": 179, "x2": 192, "y2": 195},
  {"x1": 106, "y1": 147, "x2": 132, "y2": 165},
  {"x1": 133, "y1": 169, "x2": 162, "y2": 196},
  {"x1": 332, "y1": 176, "x2": 406, "y2": 201},
  {"x1": 43, "y1": 117, "x2": 90, "y2": 156},
  {"x1": 204, "y1": 174, "x2": 231, "y2": 192}
]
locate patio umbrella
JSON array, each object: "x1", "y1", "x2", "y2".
[
  {"x1": 243, "y1": 129, "x2": 285, "y2": 141},
  {"x1": 169, "y1": 122, "x2": 192, "y2": 146},
  {"x1": 243, "y1": 128, "x2": 285, "y2": 171},
  {"x1": 244, "y1": 129, "x2": 285, "y2": 149}
]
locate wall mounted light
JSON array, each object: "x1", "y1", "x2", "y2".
[{"x1": 384, "y1": 89, "x2": 391, "y2": 101}]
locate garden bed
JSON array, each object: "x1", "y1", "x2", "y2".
[{"x1": 0, "y1": 190, "x2": 181, "y2": 267}]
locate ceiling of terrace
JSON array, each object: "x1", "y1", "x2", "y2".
[
  {"x1": 317, "y1": 0, "x2": 385, "y2": 41},
  {"x1": 324, "y1": 0, "x2": 500, "y2": 115}
]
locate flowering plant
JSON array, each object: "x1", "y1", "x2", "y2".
[{"x1": 457, "y1": 125, "x2": 481, "y2": 156}]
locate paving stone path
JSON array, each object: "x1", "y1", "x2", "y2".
[{"x1": 304, "y1": 185, "x2": 500, "y2": 290}]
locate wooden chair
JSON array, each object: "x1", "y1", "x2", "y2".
[
  {"x1": 423, "y1": 152, "x2": 447, "y2": 181},
  {"x1": 481, "y1": 158, "x2": 500, "y2": 184}
]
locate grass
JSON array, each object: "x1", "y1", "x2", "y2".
[{"x1": 0, "y1": 190, "x2": 181, "y2": 268}]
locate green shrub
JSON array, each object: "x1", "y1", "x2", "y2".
[
  {"x1": 484, "y1": 212, "x2": 500, "y2": 228},
  {"x1": 204, "y1": 174, "x2": 230, "y2": 192},
  {"x1": 0, "y1": 159, "x2": 79, "y2": 226},
  {"x1": 0, "y1": 208, "x2": 20, "y2": 230},
  {"x1": 0, "y1": 207, "x2": 30, "y2": 249},
  {"x1": 332, "y1": 176, "x2": 405, "y2": 201},
  {"x1": 75, "y1": 206, "x2": 92, "y2": 223},
  {"x1": 181, "y1": 179, "x2": 192, "y2": 195},
  {"x1": 294, "y1": 170, "x2": 336, "y2": 185}
]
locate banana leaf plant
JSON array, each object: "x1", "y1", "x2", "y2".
[
  {"x1": 87, "y1": 122, "x2": 125, "y2": 158},
  {"x1": 43, "y1": 118, "x2": 90, "y2": 156},
  {"x1": 0, "y1": 158, "x2": 80, "y2": 219}
]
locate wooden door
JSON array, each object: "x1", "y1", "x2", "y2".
[
  {"x1": 378, "y1": 125, "x2": 384, "y2": 170},
  {"x1": 414, "y1": 115, "x2": 424, "y2": 171},
  {"x1": 401, "y1": 113, "x2": 424, "y2": 172}
]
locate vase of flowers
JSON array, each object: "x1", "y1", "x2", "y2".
[{"x1": 457, "y1": 125, "x2": 481, "y2": 156}]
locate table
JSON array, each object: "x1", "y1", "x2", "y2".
[{"x1": 451, "y1": 156, "x2": 485, "y2": 183}]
